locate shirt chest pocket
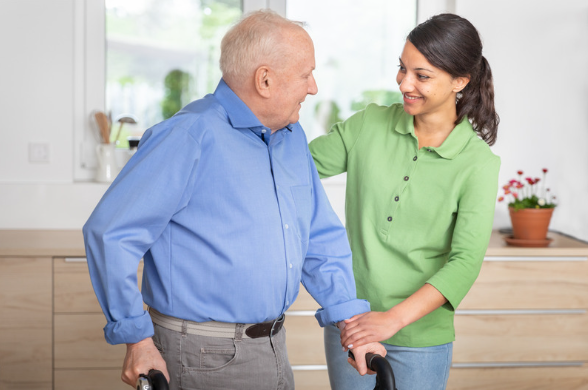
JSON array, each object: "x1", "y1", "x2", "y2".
[{"x1": 290, "y1": 185, "x2": 313, "y2": 243}]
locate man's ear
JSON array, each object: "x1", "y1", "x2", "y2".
[
  {"x1": 453, "y1": 75, "x2": 470, "y2": 93},
  {"x1": 254, "y1": 66, "x2": 271, "y2": 98}
]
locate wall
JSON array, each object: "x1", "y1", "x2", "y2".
[
  {"x1": 0, "y1": 0, "x2": 587, "y2": 241},
  {"x1": 455, "y1": 0, "x2": 588, "y2": 240}
]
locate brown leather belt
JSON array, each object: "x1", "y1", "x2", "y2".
[{"x1": 149, "y1": 308, "x2": 285, "y2": 339}]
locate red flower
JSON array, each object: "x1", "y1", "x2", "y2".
[
  {"x1": 513, "y1": 193, "x2": 519, "y2": 199},
  {"x1": 498, "y1": 196, "x2": 504, "y2": 202},
  {"x1": 517, "y1": 170, "x2": 523, "y2": 175},
  {"x1": 534, "y1": 178, "x2": 540, "y2": 184},
  {"x1": 542, "y1": 168, "x2": 548, "y2": 173},
  {"x1": 525, "y1": 177, "x2": 534, "y2": 185},
  {"x1": 516, "y1": 184, "x2": 524, "y2": 189}
]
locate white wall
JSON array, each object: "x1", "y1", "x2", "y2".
[
  {"x1": 455, "y1": 0, "x2": 588, "y2": 240},
  {"x1": 0, "y1": 0, "x2": 587, "y2": 241}
]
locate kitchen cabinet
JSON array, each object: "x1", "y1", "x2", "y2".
[
  {"x1": 1, "y1": 230, "x2": 588, "y2": 389},
  {"x1": 448, "y1": 232, "x2": 588, "y2": 389}
]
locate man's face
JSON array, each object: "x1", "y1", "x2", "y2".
[{"x1": 268, "y1": 29, "x2": 318, "y2": 131}]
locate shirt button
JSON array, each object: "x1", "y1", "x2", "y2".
[
  {"x1": 276, "y1": 185, "x2": 280, "y2": 189},
  {"x1": 413, "y1": 156, "x2": 417, "y2": 161},
  {"x1": 404, "y1": 176, "x2": 409, "y2": 181},
  {"x1": 284, "y1": 224, "x2": 289, "y2": 229},
  {"x1": 427, "y1": 149, "x2": 432, "y2": 152},
  {"x1": 394, "y1": 196, "x2": 399, "y2": 202},
  {"x1": 289, "y1": 263, "x2": 293, "y2": 269},
  {"x1": 286, "y1": 300, "x2": 289, "y2": 305},
  {"x1": 387, "y1": 216, "x2": 393, "y2": 222}
]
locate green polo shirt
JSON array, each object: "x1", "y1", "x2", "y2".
[{"x1": 309, "y1": 103, "x2": 500, "y2": 347}]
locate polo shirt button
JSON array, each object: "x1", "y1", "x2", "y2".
[
  {"x1": 404, "y1": 176, "x2": 409, "y2": 181},
  {"x1": 285, "y1": 224, "x2": 289, "y2": 229},
  {"x1": 413, "y1": 156, "x2": 417, "y2": 161},
  {"x1": 427, "y1": 149, "x2": 432, "y2": 152},
  {"x1": 387, "y1": 216, "x2": 393, "y2": 222},
  {"x1": 394, "y1": 196, "x2": 399, "y2": 202}
]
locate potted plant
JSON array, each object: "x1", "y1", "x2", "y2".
[{"x1": 498, "y1": 169, "x2": 557, "y2": 244}]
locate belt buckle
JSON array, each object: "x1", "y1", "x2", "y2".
[{"x1": 270, "y1": 314, "x2": 285, "y2": 338}]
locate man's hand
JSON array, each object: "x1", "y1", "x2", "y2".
[
  {"x1": 121, "y1": 337, "x2": 169, "y2": 387},
  {"x1": 347, "y1": 341, "x2": 387, "y2": 376}
]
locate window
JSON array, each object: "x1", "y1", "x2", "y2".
[
  {"x1": 287, "y1": 0, "x2": 417, "y2": 140},
  {"x1": 75, "y1": 0, "x2": 421, "y2": 180},
  {"x1": 105, "y1": 0, "x2": 241, "y2": 147}
]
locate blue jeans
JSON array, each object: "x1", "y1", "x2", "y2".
[{"x1": 324, "y1": 325, "x2": 452, "y2": 390}]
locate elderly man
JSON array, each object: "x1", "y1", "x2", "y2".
[{"x1": 83, "y1": 10, "x2": 385, "y2": 390}]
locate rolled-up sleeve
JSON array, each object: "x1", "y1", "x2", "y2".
[{"x1": 83, "y1": 124, "x2": 201, "y2": 344}]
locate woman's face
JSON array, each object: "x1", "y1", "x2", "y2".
[{"x1": 396, "y1": 40, "x2": 468, "y2": 118}]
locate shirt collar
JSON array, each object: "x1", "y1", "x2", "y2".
[
  {"x1": 394, "y1": 110, "x2": 475, "y2": 160},
  {"x1": 213, "y1": 79, "x2": 265, "y2": 130}
]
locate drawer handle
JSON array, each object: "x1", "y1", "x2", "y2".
[
  {"x1": 64, "y1": 257, "x2": 87, "y2": 263},
  {"x1": 291, "y1": 365, "x2": 328, "y2": 371},
  {"x1": 285, "y1": 311, "x2": 316, "y2": 317},
  {"x1": 484, "y1": 256, "x2": 587, "y2": 262},
  {"x1": 452, "y1": 362, "x2": 584, "y2": 368},
  {"x1": 456, "y1": 309, "x2": 587, "y2": 315}
]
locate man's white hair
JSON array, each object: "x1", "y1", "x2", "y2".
[{"x1": 220, "y1": 9, "x2": 304, "y2": 85}]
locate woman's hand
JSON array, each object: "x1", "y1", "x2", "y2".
[
  {"x1": 340, "y1": 311, "x2": 404, "y2": 350},
  {"x1": 341, "y1": 284, "x2": 448, "y2": 350}
]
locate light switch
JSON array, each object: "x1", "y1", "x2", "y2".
[{"x1": 29, "y1": 142, "x2": 50, "y2": 163}]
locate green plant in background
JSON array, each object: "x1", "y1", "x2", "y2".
[
  {"x1": 314, "y1": 100, "x2": 343, "y2": 132},
  {"x1": 350, "y1": 90, "x2": 403, "y2": 111},
  {"x1": 161, "y1": 69, "x2": 192, "y2": 119}
]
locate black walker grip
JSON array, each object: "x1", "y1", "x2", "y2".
[
  {"x1": 137, "y1": 369, "x2": 169, "y2": 390},
  {"x1": 349, "y1": 351, "x2": 397, "y2": 390}
]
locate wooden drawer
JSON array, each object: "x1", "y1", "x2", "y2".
[
  {"x1": 54, "y1": 258, "x2": 101, "y2": 313},
  {"x1": 54, "y1": 368, "x2": 330, "y2": 390},
  {"x1": 285, "y1": 314, "x2": 325, "y2": 365},
  {"x1": 54, "y1": 313, "x2": 126, "y2": 368},
  {"x1": 289, "y1": 284, "x2": 320, "y2": 311},
  {"x1": 293, "y1": 369, "x2": 330, "y2": 390},
  {"x1": 461, "y1": 260, "x2": 588, "y2": 310},
  {"x1": 0, "y1": 257, "x2": 52, "y2": 390},
  {"x1": 54, "y1": 369, "x2": 128, "y2": 390},
  {"x1": 448, "y1": 364, "x2": 588, "y2": 389},
  {"x1": 454, "y1": 313, "x2": 588, "y2": 363},
  {"x1": 54, "y1": 258, "x2": 144, "y2": 313}
]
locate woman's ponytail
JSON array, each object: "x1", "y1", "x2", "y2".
[{"x1": 457, "y1": 56, "x2": 499, "y2": 145}]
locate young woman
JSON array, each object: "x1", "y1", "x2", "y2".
[{"x1": 309, "y1": 14, "x2": 500, "y2": 390}]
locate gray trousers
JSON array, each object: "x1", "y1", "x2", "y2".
[{"x1": 152, "y1": 321, "x2": 295, "y2": 390}]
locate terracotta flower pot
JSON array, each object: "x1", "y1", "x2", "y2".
[{"x1": 509, "y1": 207, "x2": 554, "y2": 240}]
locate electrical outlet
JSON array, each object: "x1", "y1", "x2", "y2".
[{"x1": 29, "y1": 142, "x2": 50, "y2": 163}]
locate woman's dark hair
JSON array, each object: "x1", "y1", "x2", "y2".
[{"x1": 407, "y1": 13, "x2": 499, "y2": 145}]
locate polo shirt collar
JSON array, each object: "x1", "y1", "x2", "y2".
[
  {"x1": 213, "y1": 79, "x2": 265, "y2": 129},
  {"x1": 394, "y1": 110, "x2": 475, "y2": 160}
]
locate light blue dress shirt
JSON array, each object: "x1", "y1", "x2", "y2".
[{"x1": 83, "y1": 79, "x2": 370, "y2": 345}]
